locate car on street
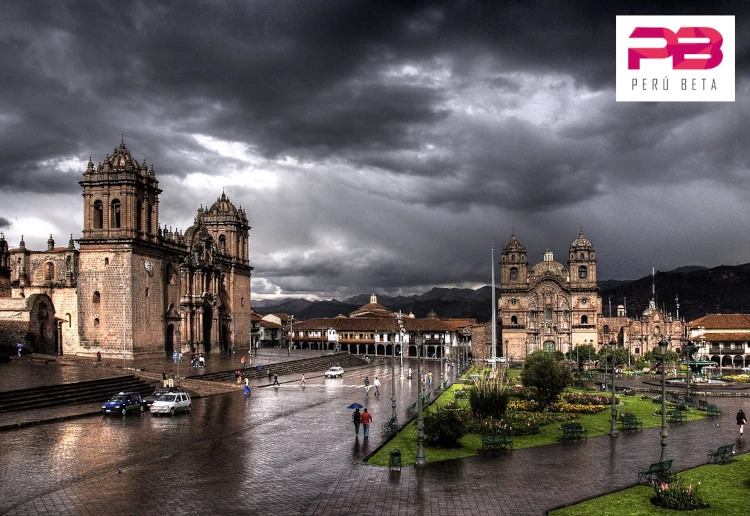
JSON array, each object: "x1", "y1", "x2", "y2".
[
  {"x1": 143, "y1": 387, "x2": 184, "y2": 406},
  {"x1": 150, "y1": 391, "x2": 192, "y2": 416},
  {"x1": 324, "y1": 366, "x2": 344, "y2": 378},
  {"x1": 102, "y1": 392, "x2": 146, "y2": 415}
]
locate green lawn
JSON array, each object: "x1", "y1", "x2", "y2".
[
  {"x1": 550, "y1": 453, "x2": 750, "y2": 515},
  {"x1": 368, "y1": 386, "x2": 706, "y2": 466}
]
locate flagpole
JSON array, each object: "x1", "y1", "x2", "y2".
[{"x1": 491, "y1": 243, "x2": 497, "y2": 371}]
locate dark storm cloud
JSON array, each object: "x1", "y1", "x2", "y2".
[
  {"x1": 0, "y1": 217, "x2": 10, "y2": 230},
  {"x1": 1, "y1": 0, "x2": 749, "y2": 298}
]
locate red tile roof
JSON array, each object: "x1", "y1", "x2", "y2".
[{"x1": 688, "y1": 314, "x2": 750, "y2": 330}]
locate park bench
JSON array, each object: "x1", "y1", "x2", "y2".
[
  {"x1": 620, "y1": 414, "x2": 643, "y2": 431},
  {"x1": 698, "y1": 400, "x2": 708, "y2": 411},
  {"x1": 559, "y1": 422, "x2": 587, "y2": 439},
  {"x1": 707, "y1": 404, "x2": 722, "y2": 417},
  {"x1": 707, "y1": 443, "x2": 734, "y2": 464},
  {"x1": 638, "y1": 459, "x2": 673, "y2": 484},
  {"x1": 481, "y1": 432, "x2": 513, "y2": 451},
  {"x1": 683, "y1": 396, "x2": 696, "y2": 408},
  {"x1": 615, "y1": 386, "x2": 633, "y2": 396},
  {"x1": 667, "y1": 410, "x2": 687, "y2": 423}
]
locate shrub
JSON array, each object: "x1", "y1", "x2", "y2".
[
  {"x1": 469, "y1": 378, "x2": 509, "y2": 418},
  {"x1": 563, "y1": 392, "x2": 617, "y2": 405},
  {"x1": 423, "y1": 402, "x2": 469, "y2": 447},
  {"x1": 521, "y1": 351, "x2": 572, "y2": 409},
  {"x1": 548, "y1": 402, "x2": 606, "y2": 414},
  {"x1": 652, "y1": 477, "x2": 709, "y2": 510}
]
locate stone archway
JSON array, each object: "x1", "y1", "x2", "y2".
[{"x1": 203, "y1": 305, "x2": 213, "y2": 353}]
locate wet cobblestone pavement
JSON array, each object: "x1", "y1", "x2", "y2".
[{"x1": 1, "y1": 355, "x2": 749, "y2": 515}]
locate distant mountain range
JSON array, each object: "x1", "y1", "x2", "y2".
[{"x1": 253, "y1": 263, "x2": 750, "y2": 323}]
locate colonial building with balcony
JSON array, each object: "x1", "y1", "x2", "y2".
[{"x1": 686, "y1": 314, "x2": 750, "y2": 370}]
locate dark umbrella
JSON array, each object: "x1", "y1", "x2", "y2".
[{"x1": 347, "y1": 402, "x2": 364, "y2": 409}]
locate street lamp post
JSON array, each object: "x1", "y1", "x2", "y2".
[
  {"x1": 289, "y1": 315, "x2": 294, "y2": 356},
  {"x1": 391, "y1": 331, "x2": 397, "y2": 422},
  {"x1": 609, "y1": 340, "x2": 618, "y2": 437},
  {"x1": 119, "y1": 284, "x2": 126, "y2": 368},
  {"x1": 415, "y1": 331, "x2": 426, "y2": 466},
  {"x1": 397, "y1": 311, "x2": 404, "y2": 378},
  {"x1": 659, "y1": 338, "x2": 669, "y2": 462}
]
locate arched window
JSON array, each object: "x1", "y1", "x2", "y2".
[
  {"x1": 146, "y1": 203, "x2": 152, "y2": 234},
  {"x1": 45, "y1": 262, "x2": 54, "y2": 281},
  {"x1": 581, "y1": 315, "x2": 588, "y2": 324},
  {"x1": 510, "y1": 267, "x2": 518, "y2": 281},
  {"x1": 111, "y1": 199, "x2": 121, "y2": 228},
  {"x1": 579, "y1": 252, "x2": 584, "y2": 260},
  {"x1": 635, "y1": 347, "x2": 640, "y2": 355},
  {"x1": 219, "y1": 235, "x2": 227, "y2": 252},
  {"x1": 104, "y1": 257, "x2": 109, "y2": 265},
  {"x1": 545, "y1": 308, "x2": 552, "y2": 321},
  {"x1": 94, "y1": 317, "x2": 100, "y2": 326},
  {"x1": 578, "y1": 265, "x2": 587, "y2": 279},
  {"x1": 93, "y1": 291, "x2": 100, "y2": 304},
  {"x1": 167, "y1": 264, "x2": 176, "y2": 285},
  {"x1": 66, "y1": 313, "x2": 71, "y2": 328},
  {"x1": 511, "y1": 255, "x2": 516, "y2": 263},
  {"x1": 93, "y1": 201, "x2": 103, "y2": 229},
  {"x1": 510, "y1": 315, "x2": 518, "y2": 324}
]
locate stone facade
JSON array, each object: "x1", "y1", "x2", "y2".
[
  {"x1": 0, "y1": 294, "x2": 57, "y2": 353},
  {"x1": 0, "y1": 140, "x2": 253, "y2": 358},
  {"x1": 499, "y1": 231, "x2": 601, "y2": 361}
]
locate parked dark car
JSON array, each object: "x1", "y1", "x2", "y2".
[
  {"x1": 102, "y1": 392, "x2": 146, "y2": 415},
  {"x1": 143, "y1": 387, "x2": 184, "y2": 406}
]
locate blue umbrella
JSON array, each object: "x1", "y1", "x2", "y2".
[{"x1": 347, "y1": 402, "x2": 364, "y2": 409}]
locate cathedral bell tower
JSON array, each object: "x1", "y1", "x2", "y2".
[
  {"x1": 500, "y1": 231, "x2": 528, "y2": 287},
  {"x1": 568, "y1": 230, "x2": 597, "y2": 287},
  {"x1": 80, "y1": 139, "x2": 161, "y2": 243}
]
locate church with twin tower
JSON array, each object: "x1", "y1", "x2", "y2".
[{"x1": 0, "y1": 140, "x2": 253, "y2": 358}]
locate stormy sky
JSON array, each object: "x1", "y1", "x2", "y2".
[{"x1": 1, "y1": 1, "x2": 749, "y2": 300}]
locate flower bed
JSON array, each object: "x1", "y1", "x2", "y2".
[
  {"x1": 549, "y1": 402, "x2": 607, "y2": 414},
  {"x1": 563, "y1": 392, "x2": 617, "y2": 405},
  {"x1": 468, "y1": 411, "x2": 577, "y2": 436}
]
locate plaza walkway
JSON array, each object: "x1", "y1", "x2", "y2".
[{"x1": 0, "y1": 354, "x2": 748, "y2": 515}]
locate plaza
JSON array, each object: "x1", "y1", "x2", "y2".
[{"x1": 1, "y1": 350, "x2": 749, "y2": 515}]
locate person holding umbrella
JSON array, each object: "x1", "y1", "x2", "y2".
[{"x1": 352, "y1": 408, "x2": 361, "y2": 436}]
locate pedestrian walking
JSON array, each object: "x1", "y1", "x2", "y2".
[
  {"x1": 737, "y1": 409, "x2": 747, "y2": 437},
  {"x1": 199, "y1": 354, "x2": 205, "y2": 367},
  {"x1": 168, "y1": 370, "x2": 175, "y2": 388},
  {"x1": 300, "y1": 373, "x2": 307, "y2": 387},
  {"x1": 374, "y1": 377, "x2": 381, "y2": 397},
  {"x1": 243, "y1": 376, "x2": 251, "y2": 395},
  {"x1": 428, "y1": 372, "x2": 433, "y2": 387},
  {"x1": 361, "y1": 407, "x2": 372, "y2": 438},
  {"x1": 273, "y1": 373, "x2": 280, "y2": 387},
  {"x1": 352, "y1": 408, "x2": 361, "y2": 436},
  {"x1": 241, "y1": 355, "x2": 247, "y2": 369},
  {"x1": 178, "y1": 351, "x2": 183, "y2": 363},
  {"x1": 257, "y1": 363, "x2": 262, "y2": 375},
  {"x1": 236, "y1": 370, "x2": 242, "y2": 384},
  {"x1": 97, "y1": 351, "x2": 102, "y2": 361},
  {"x1": 364, "y1": 376, "x2": 370, "y2": 394},
  {"x1": 17, "y1": 342, "x2": 22, "y2": 356},
  {"x1": 162, "y1": 370, "x2": 168, "y2": 388}
]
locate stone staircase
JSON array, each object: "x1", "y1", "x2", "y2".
[
  {"x1": 0, "y1": 375, "x2": 158, "y2": 413},
  {"x1": 194, "y1": 353, "x2": 368, "y2": 382}
]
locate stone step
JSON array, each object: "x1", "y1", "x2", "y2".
[
  {"x1": 0, "y1": 376, "x2": 157, "y2": 413},
  {"x1": 195, "y1": 353, "x2": 368, "y2": 382}
]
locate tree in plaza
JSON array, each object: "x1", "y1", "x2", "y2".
[
  {"x1": 567, "y1": 344, "x2": 597, "y2": 370},
  {"x1": 598, "y1": 346, "x2": 634, "y2": 369},
  {"x1": 644, "y1": 349, "x2": 680, "y2": 365},
  {"x1": 520, "y1": 350, "x2": 572, "y2": 409}
]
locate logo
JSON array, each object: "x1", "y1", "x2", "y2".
[{"x1": 616, "y1": 16, "x2": 734, "y2": 102}]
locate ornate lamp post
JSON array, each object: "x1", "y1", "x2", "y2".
[
  {"x1": 659, "y1": 338, "x2": 669, "y2": 462},
  {"x1": 397, "y1": 311, "x2": 404, "y2": 378},
  {"x1": 391, "y1": 331, "x2": 397, "y2": 422},
  {"x1": 415, "y1": 331, "x2": 426, "y2": 466},
  {"x1": 609, "y1": 339, "x2": 618, "y2": 437}
]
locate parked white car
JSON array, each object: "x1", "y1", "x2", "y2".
[
  {"x1": 324, "y1": 366, "x2": 344, "y2": 378},
  {"x1": 150, "y1": 391, "x2": 192, "y2": 416}
]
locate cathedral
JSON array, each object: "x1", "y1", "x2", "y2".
[
  {"x1": 498, "y1": 230, "x2": 601, "y2": 360},
  {"x1": 0, "y1": 140, "x2": 253, "y2": 358}
]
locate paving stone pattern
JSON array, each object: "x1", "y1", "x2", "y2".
[{"x1": 1, "y1": 353, "x2": 749, "y2": 515}]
